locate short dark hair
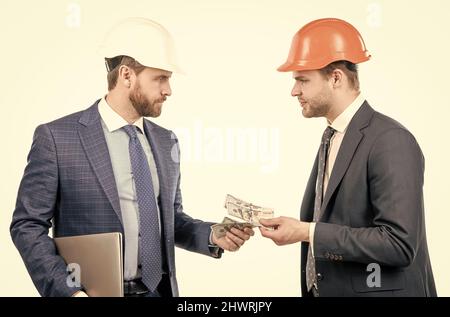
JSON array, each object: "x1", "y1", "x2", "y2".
[
  {"x1": 105, "y1": 55, "x2": 145, "y2": 90},
  {"x1": 319, "y1": 61, "x2": 360, "y2": 91}
]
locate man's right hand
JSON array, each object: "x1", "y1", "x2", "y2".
[{"x1": 259, "y1": 216, "x2": 310, "y2": 245}]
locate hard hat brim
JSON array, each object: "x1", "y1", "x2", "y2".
[
  {"x1": 97, "y1": 18, "x2": 185, "y2": 75},
  {"x1": 277, "y1": 54, "x2": 371, "y2": 72}
]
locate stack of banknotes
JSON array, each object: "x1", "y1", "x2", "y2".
[{"x1": 211, "y1": 194, "x2": 274, "y2": 238}]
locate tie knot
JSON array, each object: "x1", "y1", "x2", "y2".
[
  {"x1": 123, "y1": 125, "x2": 138, "y2": 139},
  {"x1": 322, "y1": 126, "x2": 336, "y2": 141}
]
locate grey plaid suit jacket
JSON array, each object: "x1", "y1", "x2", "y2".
[{"x1": 10, "y1": 100, "x2": 218, "y2": 297}]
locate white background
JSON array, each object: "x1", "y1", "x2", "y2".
[{"x1": 1, "y1": 0, "x2": 449, "y2": 296}]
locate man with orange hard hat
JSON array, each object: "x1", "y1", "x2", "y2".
[{"x1": 260, "y1": 18, "x2": 436, "y2": 297}]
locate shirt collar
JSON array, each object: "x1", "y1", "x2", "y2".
[
  {"x1": 328, "y1": 93, "x2": 365, "y2": 133},
  {"x1": 98, "y1": 96, "x2": 145, "y2": 133}
]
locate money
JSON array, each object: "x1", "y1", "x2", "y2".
[
  {"x1": 211, "y1": 217, "x2": 254, "y2": 239},
  {"x1": 224, "y1": 194, "x2": 274, "y2": 226},
  {"x1": 211, "y1": 194, "x2": 275, "y2": 239}
]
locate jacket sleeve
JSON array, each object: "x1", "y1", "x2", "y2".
[
  {"x1": 10, "y1": 124, "x2": 83, "y2": 296},
  {"x1": 170, "y1": 134, "x2": 222, "y2": 258},
  {"x1": 314, "y1": 128, "x2": 424, "y2": 267}
]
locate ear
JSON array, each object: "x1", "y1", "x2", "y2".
[
  {"x1": 118, "y1": 65, "x2": 132, "y2": 88},
  {"x1": 330, "y1": 68, "x2": 344, "y2": 88}
]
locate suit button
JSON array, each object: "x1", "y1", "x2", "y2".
[{"x1": 317, "y1": 273, "x2": 324, "y2": 281}]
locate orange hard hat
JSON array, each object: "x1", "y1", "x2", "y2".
[{"x1": 277, "y1": 18, "x2": 371, "y2": 72}]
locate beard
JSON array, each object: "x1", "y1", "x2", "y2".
[
  {"x1": 129, "y1": 82, "x2": 165, "y2": 118},
  {"x1": 300, "y1": 88, "x2": 332, "y2": 118}
]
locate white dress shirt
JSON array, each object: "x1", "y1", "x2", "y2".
[
  {"x1": 98, "y1": 97, "x2": 162, "y2": 280},
  {"x1": 309, "y1": 93, "x2": 366, "y2": 255}
]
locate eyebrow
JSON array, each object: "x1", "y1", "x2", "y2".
[{"x1": 294, "y1": 75, "x2": 309, "y2": 80}]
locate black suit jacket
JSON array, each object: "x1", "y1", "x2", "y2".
[{"x1": 300, "y1": 101, "x2": 436, "y2": 297}]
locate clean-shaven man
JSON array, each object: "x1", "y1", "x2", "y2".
[{"x1": 260, "y1": 18, "x2": 436, "y2": 297}]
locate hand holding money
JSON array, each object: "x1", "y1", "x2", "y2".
[
  {"x1": 211, "y1": 217, "x2": 254, "y2": 239},
  {"x1": 211, "y1": 217, "x2": 255, "y2": 251},
  {"x1": 224, "y1": 194, "x2": 275, "y2": 226},
  {"x1": 210, "y1": 194, "x2": 275, "y2": 250}
]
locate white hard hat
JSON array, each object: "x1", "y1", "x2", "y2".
[{"x1": 98, "y1": 17, "x2": 184, "y2": 74}]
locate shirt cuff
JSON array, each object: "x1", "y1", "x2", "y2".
[
  {"x1": 209, "y1": 230, "x2": 217, "y2": 245},
  {"x1": 309, "y1": 222, "x2": 316, "y2": 257},
  {"x1": 208, "y1": 230, "x2": 222, "y2": 258}
]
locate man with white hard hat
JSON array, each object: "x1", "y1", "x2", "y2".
[{"x1": 11, "y1": 17, "x2": 254, "y2": 297}]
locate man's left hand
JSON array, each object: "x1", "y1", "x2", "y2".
[{"x1": 212, "y1": 227, "x2": 255, "y2": 251}]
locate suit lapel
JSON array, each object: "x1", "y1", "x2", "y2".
[
  {"x1": 320, "y1": 102, "x2": 374, "y2": 217},
  {"x1": 78, "y1": 101, "x2": 123, "y2": 225}
]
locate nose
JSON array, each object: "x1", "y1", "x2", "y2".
[
  {"x1": 291, "y1": 82, "x2": 301, "y2": 97},
  {"x1": 162, "y1": 82, "x2": 172, "y2": 97}
]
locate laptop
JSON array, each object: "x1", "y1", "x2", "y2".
[{"x1": 54, "y1": 232, "x2": 124, "y2": 297}]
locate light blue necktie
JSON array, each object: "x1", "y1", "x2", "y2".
[{"x1": 123, "y1": 125, "x2": 162, "y2": 292}]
